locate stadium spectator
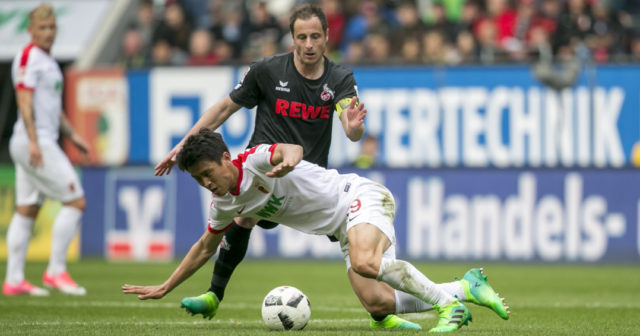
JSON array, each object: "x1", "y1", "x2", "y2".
[
  {"x1": 213, "y1": 39, "x2": 235, "y2": 65},
  {"x1": 343, "y1": 40, "x2": 366, "y2": 65},
  {"x1": 123, "y1": 129, "x2": 511, "y2": 332},
  {"x1": 454, "y1": 29, "x2": 480, "y2": 63},
  {"x1": 135, "y1": 0, "x2": 156, "y2": 51},
  {"x1": 397, "y1": 35, "x2": 422, "y2": 64},
  {"x1": 152, "y1": 1, "x2": 192, "y2": 53},
  {"x1": 209, "y1": 2, "x2": 248, "y2": 59},
  {"x1": 422, "y1": 29, "x2": 454, "y2": 64},
  {"x1": 486, "y1": 0, "x2": 518, "y2": 53},
  {"x1": 3, "y1": 4, "x2": 88, "y2": 297},
  {"x1": 352, "y1": 134, "x2": 379, "y2": 169},
  {"x1": 426, "y1": 2, "x2": 457, "y2": 43},
  {"x1": 117, "y1": 0, "x2": 640, "y2": 66},
  {"x1": 391, "y1": 0, "x2": 427, "y2": 54},
  {"x1": 150, "y1": 39, "x2": 186, "y2": 66},
  {"x1": 553, "y1": 0, "x2": 593, "y2": 54},
  {"x1": 363, "y1": 31, "x2": 392, "y2": 64},
  {"x1": 187, "y1": 29, "x2": 219, "y2": 66},
  {"x1": 320, "y1": 0, "x2": 347, "y2": 54},
  {"x1": 476, "y1": 18, "x2": 505, "y2": 63},
  {"x1": 341, "y1": 0, "x2": 391, "y2": 51},
  {"x1": 586, "y1": 0, "x2": 624, "y2": 63},
  {"x1": 120, "y1": 27, "x2": 148, "y2": 68}
]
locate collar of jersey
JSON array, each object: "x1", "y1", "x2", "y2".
[
  {"x1": 230, "y1": 159, "x2": 243, "y2": 196},
  {"x1": 289, "y1": 52, "x2": 328, "y2": 84}
]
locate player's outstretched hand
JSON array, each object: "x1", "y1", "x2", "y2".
[
  {"x1": 346, "y1": 95, "x2": 366, "y2": 130},
  {"x1": 155, "y1": 145, "x2": 182, "y2": 176},
  {"x1": 266, "y1": 162, "x2": 295, "y2": 178},
  {"x1": 122, "y1": 284, "x2": 168, "y2": 300}
]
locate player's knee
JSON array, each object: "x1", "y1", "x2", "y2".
[
  {"x1": 256, "y1": 220, "x2": 278, "y2": 229},
  {"x1": 16, "y1": 205, "x2": 40, "y2": 218},
  {"x1": 235, "y1": 217, "x2": 258, "y2": 229}
]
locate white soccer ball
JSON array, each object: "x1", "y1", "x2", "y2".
[{"x1": 261, "y1": 286, "x2": 311, "y2": 330}]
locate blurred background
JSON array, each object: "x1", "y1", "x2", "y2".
[{"x1": 1, "y1": 0, "x2": 639, "y2": 264}]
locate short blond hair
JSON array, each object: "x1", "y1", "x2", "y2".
[{"x1": 29, "y1": 3, "x2": 55, "y2": 23}]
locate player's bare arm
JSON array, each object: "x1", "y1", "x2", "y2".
[
  {"x1": 60, "y1": 114, "x2": 90, "y2": 155},
  {"x1": 16, "y1": 89, "x2": 42, "y2": 168},
  {"x1": 123, "y1": 230, "x2": 224, "y2": 300},
  {"x1": 266, "y1": 144, "x2": 303, "y2": 178},
  {"x1": 338, "y1": 96, "x2": 366, "y2": 141},
  {"x1": 155, "y1": 96, "x2": 242, "y2": 176}
]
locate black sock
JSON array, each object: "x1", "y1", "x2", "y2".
[
  {"x1": 209, "y1": 222, "x2": 252, "y2": 301},
  {"x1": 371, "y1": 314, "x2": 389, "y2": 321}
]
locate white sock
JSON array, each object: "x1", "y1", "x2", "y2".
[
  {"x1": 437, "y1": 281, "x2": 466, "y2": 301},
  {"x1": 47, "y1": 206, "x2": 82, "y2": 276},
  {"x1": 395, "y1": 290, "x2": 433, "y2": 313},
  {"x1": 377, "y1": 258, "x2": 456, "y2": 307},
  {"x1": 395, "y1": 281, "x2": 466, "y2": 313},
  {"x1": 5, "y1": 213, "x2": 34, "y2": 285}
]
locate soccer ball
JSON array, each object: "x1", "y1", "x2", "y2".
[{"x1": 261, "y1": 286, "x2": 311, "y2": 330}]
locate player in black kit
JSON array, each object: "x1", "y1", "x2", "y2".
[{"x1": 153, "y1": 4, "x2": 420, "y2": 330}]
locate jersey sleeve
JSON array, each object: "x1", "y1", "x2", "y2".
[
  {"x1": 14, "y1": 49, "x2": 38, "y2": 91},
  {"x1": 229, "y1": 61, "x2": 263, "y2": 108},
  {"x1": 333, "y1": 71, "x2": 358, "y2": 117},
  {"x1": 333, "y1": 70, "x2": 358, "y2": 103},
  {"x1": 207, "y1": 203, "x2": 234, "y2": 234},
  {"x1": 240, "y1": 144, "x2": 278, "y2": 174}
]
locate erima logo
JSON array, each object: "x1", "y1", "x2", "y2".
[{"x1": 276, "y1": 80, "x2": 290, "y2": 92}]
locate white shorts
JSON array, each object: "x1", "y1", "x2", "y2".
[
  {"x1": 9, "y1": 136, "x2": 84, "y2": 205},
  {"x1": 337, "y1": 180, "x2": 397, "y2": 270}
]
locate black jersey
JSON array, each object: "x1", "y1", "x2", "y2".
[{"x1": 229, "y1": 53, "x2": 358, "y2": 168}]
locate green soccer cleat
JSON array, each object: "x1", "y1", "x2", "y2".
[
  {"x1": 180, "y1": 291, "x2": 220, "y2": 319},
  {"x1": 429, "y1": 300, "x2": 472, "y2": 333},
  {"x1": 369, "y1": 314, "x2": 422, "y2": 330},
  {"x1": 459, "y1": 268, "x2": 510, "y2": 320}
]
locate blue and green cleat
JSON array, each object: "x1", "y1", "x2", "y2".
[
  {"x1": 369, "y1": 314, "x2": 422, "y2": 330},
  {"x1": 180, "y1": 291, "x2": 220, "y2": 319},
  {"x1": 429, "y1": 300, "x2": 472, "y2": 333},
  {"x1": 459, "y1": 268, "x2": 510, "y2": 320}
]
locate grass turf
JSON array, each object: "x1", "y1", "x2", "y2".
[{"x1": 1, "y1": 260, "x2": 639, "y2": 335}]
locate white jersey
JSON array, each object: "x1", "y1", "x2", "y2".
[
  {"x1": 11, "y1": 43, "x2": 63, "y2": 142},
  {"x1": 207, "y1": 144, "x2": 365, "y2": 236}
]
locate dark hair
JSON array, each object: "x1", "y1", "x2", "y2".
[
  {"x1": 177, "y1": 128, "x2": 229, "y2": 171},
  {"x1": 289, "y1": 4, "x2": 327, "y2": 35}
]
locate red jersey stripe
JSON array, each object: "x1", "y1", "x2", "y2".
[
  {"x1": 16, "y1": 43, "x2": 35, "y2": 89},
  {"x1": 16, "y1": 83, "x2": 34, "y2": 91},
  {"x1": 208, "y1": 222, "x2": 233, "y2": 234},
  {"x1": 19, "y1": 43, "x2": 34, "y2": 67}
]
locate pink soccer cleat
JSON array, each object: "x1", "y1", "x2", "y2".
[
  {"x1": 43, "y1": 271, "x2": 87, "y2": 296},
  {"x1": 3, "y1": 280, "x2": 50, "y2": 296}
]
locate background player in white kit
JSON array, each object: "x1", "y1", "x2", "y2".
[
  {"x1": 123, "y1": 129, "x2": 510, "y2": 332},
  {"x1": 3, "y1": 4, "x2": 88, "y2": 296}
]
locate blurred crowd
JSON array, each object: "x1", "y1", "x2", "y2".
[{"x1": 120, "y1": 0, "x2": 640, "y2": 68}]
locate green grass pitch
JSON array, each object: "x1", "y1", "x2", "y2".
[{"x1": 1, "y1": 260, "x2": 639, "y2": 335}]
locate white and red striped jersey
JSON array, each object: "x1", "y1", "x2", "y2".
[
  {"x1": 11, "y1": 43, "x2": 63, "y2": 142},
  {"x1": 207, "y1": 144, "x2": 364, "y2": 237}
]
